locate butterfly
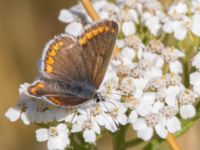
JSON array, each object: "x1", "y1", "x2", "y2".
[{"x1": 27, "y1": 20, "x2": 119, "y2": 107}]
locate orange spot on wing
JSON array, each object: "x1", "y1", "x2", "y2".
[
  {"x1": 49, "y1": 50, "x2": 56, "y2": 56},
  {"x1": 98, "y1": 26, "x2": 104, "y2": 33},
  {"x1": 37, "y1": 83, "x2": 45, "y2": 88},
  {"x1": 58, "y1": 41, "x2": 64, "y2": 47},
  {"x1": 28, "y1": 83, "x2": 45, "y2": 95},
  {"x1": 92, "y1": 28, "x2": 99, "y2": 36},
  {"x1": 48, "y1": 97, "x2": 64, "y2": 106},
  {"x1": 111, "y1": 28, "x2": 116, "y2": 33},
  {"x1": 86, "y1": 32, "x2": 93, "y2": 40},
  {"x1": 29, "y1": 87, "x2": 37, "y2": 94},
  {"x1": 46, "y1": 57, "x2": 54, "y2": 64},
  {"x1": 46, "y1": 65, "x2": 53, "y2": 73},
  {"x1": 105, "y1": 26, "x2": 109, "y2": 32},
  {"x1": 79, "y1": 37, "x2": 87, "y2": 45},
  {"x1": 52, "y1": 44, "x2": 59, "y2": 51}
]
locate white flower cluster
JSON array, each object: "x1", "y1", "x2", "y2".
[
  {"x1": 5, "y1": 83, "x2": 127, "y2": 149},
  {"x1": 5, "y1": 0, "x2": 200, "y2": 149},
  {"x1": 59, "y1": 0, "x2": 200, "y2": 40}
]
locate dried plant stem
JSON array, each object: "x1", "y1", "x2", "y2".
[
  {"x1": 80, "y1": 0, "x2": 120, "y2": 55},
  {"x1": 80, "y1": 0, "x2": 100, "y2": 21},
  {"x1": 166, "y1": 133, "x2": 181, "y2": 150}
]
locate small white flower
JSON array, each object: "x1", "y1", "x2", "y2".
[
  {"x1": 120, "y1": 47, "x2": 135, "y2": 65},
  {"x1": 71, "y1": 111, "x2": 100, "y2": 143},
  {"x1": 58, "y1": 9, "x2": 75, "y2": 23},
  {"x1": 178, "y1": 90, "x2": 198, "y2": 119},
  {"x1": 64, "y1": 22, "x2": 83, "y2": 36},
  {"x1": 122, "y1": 21, "x2": 136, "y2": 36},
  {"x1": 192, "y1": 51, "x2": 200, "y2": 70},
  {"x1": 132, "y1": 113, "x2": 167, "y2": 141},
  {"x1": 145, "y1": 15, "x2": 162, "y2": 36},
  {"x1": 161, "y1": 106, "x2": 181, "y2": 133},
  {"x1": 36, "y1": 123, "x2": 70, "y2": 150},
  {"x1": 180, "y1": 105, "x2": 196, "y2": 119},
  {"x1": 190, "y1": 71, "x2": 200, "y2": 95},
  {"x1": 190, "y1": 13, "x2": 200, "y2": 36},
  {"x1": 5, "y1": 105, "x2": 30, "y2": 125}
]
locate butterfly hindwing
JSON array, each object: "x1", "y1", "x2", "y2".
[{"x1": 27, "y1": 79, "x2": 93, "y2": 106}]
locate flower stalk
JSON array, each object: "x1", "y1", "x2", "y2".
[{"x1": 166, "y1": 133, "x2": 181, "y2": 150}]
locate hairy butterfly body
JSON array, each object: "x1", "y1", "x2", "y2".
[{"x1": 27, "y1": 20, "x2": 118, "y2": 107}]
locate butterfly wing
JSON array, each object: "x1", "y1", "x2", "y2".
[
  {"x1": 27, "y1": 78, "x2": 94, "y2": 106},
  {"x1": 78, "y1": 20, "x2": 118, "y2": 88},
  {"x1": 40, "y1": 34, "x2": 89, "y2": 83}
]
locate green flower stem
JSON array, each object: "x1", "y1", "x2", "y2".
[
  {"x1": 183, "y1": 57, "x2": 190, "y2": 88},
  {"x1": 124, "y1": 139, "x2": 143, "y2": 148},
  {"x1": 112, "y1": 125, "x2": 129, "y2": 150}
]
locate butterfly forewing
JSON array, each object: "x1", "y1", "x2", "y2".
[
  {"x1": 78, "y1": 20, "x2": 118, "y2": 88},
  {"x1": 41, "y1": 34, "x2": 89, "y2": 83}
]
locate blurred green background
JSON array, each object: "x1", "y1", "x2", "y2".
[{"x1": 0, "y1": 0, "x2": 200, "y2": 149}]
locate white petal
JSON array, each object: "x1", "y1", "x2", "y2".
[
  {"x1": 47, "y1": 136, "x2": 67, "y2": 150},
  {"x1": 120, "y1": 47, "x2": 135, "y2": 65},
  {"x1": 174, "y1": 25, "x2": 187, "y2": 40},
  {"x1": 189, "y1": 72, "x2": 200, "y2": 85},
  {"x1": 57, "y1": 123, "x2": 68, "y2": 134},
  {"x1": 163, "y1": 20, "x2": 174, "y2": 33},
  {"x1": 118, "y1": 114, "x2": 128, "y2": 125},
  {"x1": 169, "y1": 61, "x2": 183, "y2": 74},
  {"x1": 132, "y1": 118, "x2": 147, "y2": 131},
  {"x1": 128, "y1": 110, "x2": 138, "y2": 123},
  {"x1": 5, "y1": 107, "x2": 21, "y2": 122},
  {"x1": 192, "y1": 52, "x2": 200, "y2": 69},
  {"x1": 155, "y1": 123, "x2": 168, "y2": 139},
  {"x1": 191, "y1": 14, "x2": 200, "y2": 36},
  {"x1": 180, "y1": 105, "x2": 196, "y2": 119},
  {"x1": 193, "y1": 82, "x2": 200, "y2": 95},
  {"x1": 142, "y1": 93, "x2": 155, "y2": 105},
  {"x1": 71, "y1": 123, "x2": 82, "y2": 133},
  {"x1": 136, "y1": 103, "x2": 152, "y2": 117},
  {"x1": 122, "y1": 21, "x2": 136, "y2": 36},
  {"x1": 83, "y1": 129, "x2": 96, "y2": 143},
  {"x1": 21, "y1": 113, "x2": 30, "y2": 125},
  {"x1": 35, "y1": 128, "x2": 49, "y2": 142},
  {"x1": 116, "y1": 39, "x2": 125, "y2": 48},
  {"x1": 145, "y1": 16, "x2": 161, "y2": 36},
  {"x1": 65, "y1": 22, "x2": 83, "y2": 36},
  {"x1": 104, "y1": 115, "x2": 118, "y2": 132},
  {"x1": 166, "y1": 117, "x2": 181, "y2": 133},
  {"x1": 176, "y1": 2, "x2": 188, "y2": 14},
  {"x1": 58, "y1": 9, "x2": 75, "y2": 23},
  {"x1": 137, "y1": 127, "x2": 153, "y2": 141},
  {"x1": 92, "y1": 120, "x2": 101, "y2": 134}
]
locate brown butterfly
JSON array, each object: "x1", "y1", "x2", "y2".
[{"x1": 27, "y1": 20, "x2": 118, "y2": 107}]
